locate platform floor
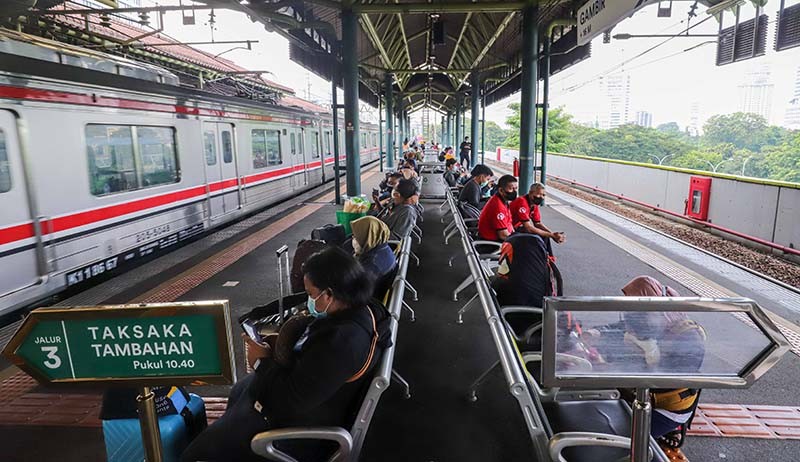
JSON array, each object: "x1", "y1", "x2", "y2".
[{"x1": 1, "y1": 164, "x2": 799, "y2": 461}]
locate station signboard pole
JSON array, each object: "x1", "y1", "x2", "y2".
[
  {"x1": 577, "y1": 0, "x2": 658, "y2": 46},
  {"x1": 2, "y1": 301, "x2": 235, "y2": 462}
]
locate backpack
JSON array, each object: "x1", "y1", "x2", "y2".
[
  {"x1": 290, "y1": 239, "x2": 329, "y2": 293},
  {"x1": 311, "y1": 224, "x2": 346, "y2": 246}
]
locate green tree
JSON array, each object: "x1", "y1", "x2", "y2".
[
  {"x1": 702, "y1": 112, "x2": 789, "y2": 152},
  {"x1": 657, "y1": 122, "x2": 681, "y2": 134},
  {"x1": 501, "y1": 103, "x2": 576, "y2": 150},
  {"x1": 761, "y1": 131, "x2": 800, "y2": 182}
]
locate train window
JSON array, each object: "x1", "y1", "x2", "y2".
[
  {"x1": 361, "y1": 133, "x2": 366, "y2": 149},
  {"x1": 204, "y1": 131, "x2": 217, "y2": 166},
  {"x1": 86, "y1": 125, "x2": 179, "y2": 196},
  {"x1": 251, "y1": 129, "x2": 282, "y2": 168},
  {"x1": 136, "y1": 127, "x2": 180, "y2": 188},
  {"x1": 312, "y1": 132, "x2": 320, "y2": 158},
  {"x1": 221, "y1": 131, "x2": 233, "y2": 163},
  {"x1": 298, "y1": 131, "x2": 305, "y2": 156},
  {"x1": 324, "y1": 131, "x2": 331, "y2": 155},
  {"x1": 373, "y1": 133, "x2": 377, "y2": 148},
  {"x1": 0, "y1": 129, "x2": 9, "y2": 193},
  {"x1": 290, "y1": 133, "x2": 296, "y2": 155}
]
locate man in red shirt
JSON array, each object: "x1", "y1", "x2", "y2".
[
  {"x1": 510, "y1": 182, "x2": 565, "y2": 244},
  {"x1": 478, "y1": 175, "x2": 519, "y2": 241}
]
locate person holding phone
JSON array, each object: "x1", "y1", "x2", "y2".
[{"x1": 182, "y1": 248, "x2": 390, "y2": 462}]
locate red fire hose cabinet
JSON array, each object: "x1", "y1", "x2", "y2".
[{"x1": 687, "y1": 176, "x2": 712, "y2": 221}]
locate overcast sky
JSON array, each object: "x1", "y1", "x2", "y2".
[{"x1": 153, "y1": 1, "x2": 800, "y2": 130}]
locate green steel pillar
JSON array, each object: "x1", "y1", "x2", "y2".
[
  {"x1": 481, "y1": 91, "x2": 486, "y2": 164},
  {"x1": 446, "y1": 112, "x2": 452, "y2": 147},
  {"x1": 384, "y1": 74, "x2": 395, "y2": 169},
  {"x1": 331, "y1": 75, "x2": 341, "y2": 204},
  {"x1": 470, "y1": 73, "x2": 480, "y2": 166},
  {"x1": 454, "y1": 98, "x2": 462, "y2": 150},
  {"x1": 342, "y1": 7, "x2": 360, "y2": 195},
  {"x1": 541, "y1": 32, "x2": 551, "y2": 185},
  {"x1": 398, "y1": 103, "x2": 405, "y2": 152},
  {"x1": 518, "y1": 2, "x2": 539, "y2": 191}
]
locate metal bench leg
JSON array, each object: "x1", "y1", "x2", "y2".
[
  {"x1": 456, "y1": 293, "x2": 479, "y2": 324},
  {"x1": 448, "y1": 253, "x2": 459, "y2": 267},
  {"x1": 439, "y1": 198, "x2": 449, "y2": 210},
  {"x1": 411, "y1": 229, "x2": 422, "y2": 244},
  {"x1": 402, "y1": 300, "x2": 416, "y2": 322},
  {"x1": 451, "y1": 274, "x2": 474, "y2": 301},
  {"x1": 440, "y1": 209, "x2": 453, "y2": 223},
  {"x1": 445, "y1": 227, "x2": 459, "y2": 245},
  {"x1": 391, "y1": 368, "x2": 412, "y2": 399},
  {"x1": 409, "y1": 250, "x2": 420, "y2": 267},
  {"x1": 467, "y1": 360, "x2": 500, "y2": 402},
  {"x1": 404, "y1": 280, "x2": 419, "y2": 301},
  {"x1": 442, "y1": 220, "x2": 457, "y2": 238},
  {"x1": 414, "y1": 225, "x2": 423, "y2": 238}
]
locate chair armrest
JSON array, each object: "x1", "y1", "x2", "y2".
[
  {"x1": 548, "y1": 432, "x2": 650, "y2": 462},
  {"x1": 251, "y1": 427, "x2": 353, "y2": 462}
]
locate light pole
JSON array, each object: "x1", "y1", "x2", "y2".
[
  {"x1": 704, "y1": 159, "x2": 729, "y2": 173},
  {"x1": 741, "y1": 156, "x2": 754, "y2": 176},
  {"x1": 648, "y1": 154, "x2": 675, "y2": 165}
]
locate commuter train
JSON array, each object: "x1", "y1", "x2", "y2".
[{"x1": 0, "y1": 32, "x2": 382, "y2": 316}]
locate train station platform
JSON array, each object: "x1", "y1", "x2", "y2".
[{"x1": 1, "y1": 162, "x2": 799, "y2": 462}]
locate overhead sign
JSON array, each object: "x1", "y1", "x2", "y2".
[
  {"x1": 2, "y1": 301, "x2": 235, "y2": 386},
  {"x1": 577, "y1": 0, "x2": 658, "y2": 45}
]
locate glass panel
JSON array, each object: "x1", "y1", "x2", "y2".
[
  {"x1": 0, "y1": 130, "x2": 10, "y2": 193},
  {"x1": 290, "y1": 133, "x2": 296, "y2": 155},
  {"x1": 252, "y1": 129, "x2": 267, "y2": 169},
  {"x1": 137, "y1": 127, "x2": 179, "y2": 188},
  {"x1": 298, "y1": 131, "x2": 304, "y2": 155},
  {"x1": 554, "y1": 310, "x2": 772, "y2": 378},
  {"x1": 324, "y1": 131, "x2": 331, "y2": 153},
  {"x1": 86, "y1": 125, "x2": 137, "y2": 195},
  {"x1": 204, "y1": 131, "x2": 217, "y2": 166},
  {"x1": 691, "y1": 191, "x2": 702, "y2": 214},
  {"x1": 221, "y1": 131, "x2": 233, "y2": 163},
  {"x1": 312, "y1": 132, "x2": 320, "y2": 158}
]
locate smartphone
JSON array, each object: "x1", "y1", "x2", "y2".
[{"x1": 241, "y1": 320, "x2": 269, "y2": 347}]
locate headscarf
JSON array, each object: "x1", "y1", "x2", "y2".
[
  {"x1": 350, "y1": 216, "x2": 390, "y2": 255},
  {"x1": 621, "y1": 276, "x2": 685, "y2": 366},
  {"x1": 622, "y1": 275, "x2": 685, "y2": 325}
]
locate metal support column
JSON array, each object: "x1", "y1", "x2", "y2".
[
  {"x1": 446, "y1": 112, "x2": 452, "y2": 147},
  {"x1": 631, "y1": 388, "x2": 653, "y2": 462},
  {"x1": 379, "y1": 97, "x2": 384, "y2": 172},
  {"x1": 540, "y1": 31, "x2": 551, "y2": 185},
  {"x1": 342, "y1": 7, "x2": 361, "y2": 196},
  {"x1": 470, "y1": 73, "x2": 480, "y2": 167},
  {"x1": 398, "y1": 104, "x2": 405, "y2": 152},
  {"x1": 518, "y1": 2, "x2": 539, "y2": 191},
  {"x1": 137, "y1": 387, "x2": 163, "y2": 462},
  {"x1": 385, "y1": 74, "x2": 395, "y2": 169},
  {"x1": 481, "y1": 91, "x2": 486, "y2": 164},
  {"x1": 331, "y1": 77, "x2": 342, "y2": 204},
  {"x1": 454, "y1": 98, "x2": 462, "y2": 150}
]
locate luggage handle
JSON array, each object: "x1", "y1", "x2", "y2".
[{"x1": 276, "y1": 244, "x2": 291, "y2": 326}]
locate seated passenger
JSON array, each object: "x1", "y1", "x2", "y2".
[
  {"x1": 477, "y1": 174, "x2": 518, "y2": 242},
  {"x1": 458, "y1": 164, "x2": 493, "y2": 209},
  {"x1": 510, "y1": 182, "x2": 565, "y2": 249},
  {"x1": 443, "y1": 158, "x2": 460, "y2": 188},
  {"x1": 350, "y1": 216, "x2": 396, "y2": 281},
  {"x1": 372, "y1": 172, "x2": 403, "y2": 212},
  {"x1": 491, "y1": 233, "x2": 556, "y2": 308},
  {"x1": 381, "y1": 178, "x2": 420, "y2": 240},
  {"x1": 181, "y1": 248, "x2": 389, "y2": 462},
  {"x1": 583, "y1": 276, "x2": 706, "y2": 445}
]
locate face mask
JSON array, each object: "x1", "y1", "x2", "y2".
[
  {"x1": 532, "y1": 196, "x2": 544, "y2": 206},
  {"x1": 480, "y1": 179, "x2": 489, "y2": 187},
  {"x1": 504, "y1": 191, "x2": 518, "y2": 201},
  {"x1": 307, "y1": 292, "x2": 331, "y2": 318}
]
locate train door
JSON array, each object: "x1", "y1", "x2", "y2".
[
  {"x1": 0, "y1": 110, "x2": 41, "y2": 295},
  {"x1": 217, "y1": 123, "x2": 241, "y2": 213},
  {"x1": 296, "y1": 127, "x2": 308, "y2": 189},
  {"x1": 203, "y1": 123, "x2": 241, "y2": 219}
]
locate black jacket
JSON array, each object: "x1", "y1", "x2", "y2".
[{"x1": 251, "y1": 302, "x2": 392, "y2": 428}]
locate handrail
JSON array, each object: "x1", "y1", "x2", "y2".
[{"x1": 445, "y1": 188, "x2": 550, "y2": 460}]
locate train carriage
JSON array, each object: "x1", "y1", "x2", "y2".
[{"x1": 0, "y1": 31, "x2": 380, "y2": 316}]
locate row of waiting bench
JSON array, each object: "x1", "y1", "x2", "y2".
[
  {"x1": 248, "y1": 233, "x2": 419, "y2": 461},
  {"x1": 439, "y1": 185, "x2": 789, "y2": 462}
]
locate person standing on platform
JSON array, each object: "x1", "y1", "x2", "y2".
[
  {"x1": 459, "y1": 136, "x2": 472, "y2": 168},
  {"x1": 510, "y1": 182, "x2": 565, "y2": 254},
  {"x1": 478, "y1": 174, "x2": 518, "y2": 242}
]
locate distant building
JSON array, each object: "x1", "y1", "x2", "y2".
[
  {"x1": 599, "y1": 74, "x2": 631, "y2": 129},
  {"x1": 785, "y1": 66, "x2": 800, "y2": 130},
  {"x1": 635, "y1": 111, "x2": 653, "y2": 128},
  {"x1": 738, "y1": 64, "x2": 774, "y2": 122},
  {"x1": 688, "y1": 102, "x2": 701, "y2": 136}
]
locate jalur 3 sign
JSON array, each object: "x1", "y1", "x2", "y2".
[{"x1": 2, "y1": 301, "x2": 236, "y2": 386}]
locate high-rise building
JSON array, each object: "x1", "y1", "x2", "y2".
[
  {"x1": 599, "y1": 74, "x2": 631, "y2": 129},
  {"x1": 635, "y1": 111, "x2": 653, "y2": 128},
  {"x1": 738, "y1": 64, "x2": 774, "y2": 122},
  {"x1": 784, "y1": 66, "x2": 800, "y2": 130},
  {"x1": 688, "y1": 102, "x2": 701, "y2": 136}
]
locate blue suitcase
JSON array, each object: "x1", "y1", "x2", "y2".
[{"x1": 102, "y1": 393, "x2": 206, "y2": 462}]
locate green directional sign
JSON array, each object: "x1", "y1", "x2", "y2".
[{"x1": 2, "y1": 301, "x2": 235, "y2": 386}]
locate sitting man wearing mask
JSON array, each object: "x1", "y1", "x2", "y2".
[
  {"x1": 458, "y1": 164, "x2": 494, "y2": 209},
  {"x1": 510, "y1": 182, "x2": 565, "y2": 250},
  {"x1": 478, "y1": 174, "x2": 519, "y2": 242}
]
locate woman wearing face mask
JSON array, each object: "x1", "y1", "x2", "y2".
[
  {"x1": 181, "y1": 247, "x2": 389, "y2": 462},
  {"x1": 350, "y1": 216, "x2": 396, "y2": 291}
]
